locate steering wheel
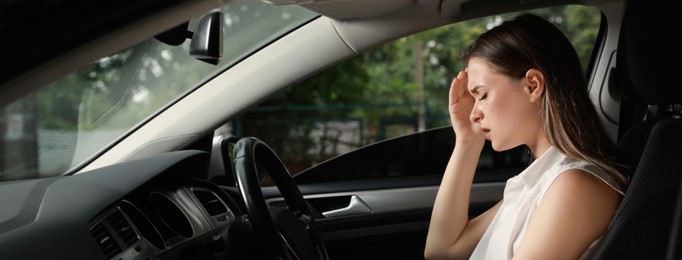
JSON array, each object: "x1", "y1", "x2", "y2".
[{"x1": 232, "y1": 137, "x2": 328, "y2": 260}]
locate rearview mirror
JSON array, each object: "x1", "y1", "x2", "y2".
[
  {"x1": 190, "y1": 11, "x2": 223, "y2": 65},
  {"x1": 154, "y1": 11, "x2": 223, "y2": 65}
]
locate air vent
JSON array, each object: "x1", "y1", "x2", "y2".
[
  {"x1": 90, "y1": 208, "x2": 140, "y2": 259},
  {"x1": 193, "y1": 190, "x2": 227, "y2": 216}
]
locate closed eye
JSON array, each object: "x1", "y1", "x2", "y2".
[{"x1": 478, "y1": 93, "x2": 488, "y2": 101}]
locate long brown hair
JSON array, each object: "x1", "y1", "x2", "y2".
[{"x1": 463, "y1": 13, "x2": 628, "y2": 189}]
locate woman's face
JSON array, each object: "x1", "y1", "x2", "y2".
[{"x1": 466, "y1": 57, "x2": 543, "y2": 151}]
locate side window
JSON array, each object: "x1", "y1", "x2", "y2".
[
  {"x1": 292, "y1": 126, "x2": 529, "y2": 184},
  {"x1": 223, "y1": 5, "x2": 601, "y2": 181}
]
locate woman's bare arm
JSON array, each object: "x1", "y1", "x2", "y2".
[
  {"x1": 424, "y1": 70, "x2": 498, "y2": 259},
  {"x1": 424, "y1": 147, "x2": 502, "y2": 259}
]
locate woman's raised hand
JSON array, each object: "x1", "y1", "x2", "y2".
[{"x1": 449, "y1": 70, "x2": 485, "y2": 144}]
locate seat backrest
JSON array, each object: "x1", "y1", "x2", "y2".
[
  {"x1": 666, "y1": 175, "x2": 682, "y2": 259},
  {"x1": 588, "y1": 0, "x2": 682, "y2": 259}
]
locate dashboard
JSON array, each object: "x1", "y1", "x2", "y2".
[{"x1": 0, "y1": 150, "x2": 248, "y2": 260}]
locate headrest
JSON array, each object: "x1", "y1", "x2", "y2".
[{"x1": 617, "y1": 0, "x2": 682, "y2": 105}]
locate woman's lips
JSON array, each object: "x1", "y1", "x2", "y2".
[{"x1": 481, "y1": 127, "x2": 491, "y2": 140}]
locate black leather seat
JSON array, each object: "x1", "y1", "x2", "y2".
[{"x1": 588, "y1": 0, "x2": 682, "y2": 259}]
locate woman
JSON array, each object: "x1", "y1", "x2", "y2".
[{"x1": 424, "y1": 13, "x2": 628, "y2": 259}]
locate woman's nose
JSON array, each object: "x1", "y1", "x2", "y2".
[{"x1": 470, "y1": 106, "x2": 482, "y2": 123}]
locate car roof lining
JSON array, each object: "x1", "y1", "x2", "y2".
[{"x1": 277, "y1": 0, "x2": 613, "y2": 21}]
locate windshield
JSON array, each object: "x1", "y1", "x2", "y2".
[{"x1": 0, "y1": 1, "x2": 317, "y2": 181}]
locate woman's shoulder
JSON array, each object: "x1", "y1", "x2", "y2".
[
  {"x1": 538, "y1": 167, "x2": 622, "y2": 222},
  {"x1": 557, "y1": 158, "x2": 626, "y2": 195},
  {"x1": 521, "y1": 166, "x2": 621, "y2": 256}
]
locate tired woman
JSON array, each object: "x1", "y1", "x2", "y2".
[{"x1": 424, "y1": 13, "x2": 628, "y2": 260}]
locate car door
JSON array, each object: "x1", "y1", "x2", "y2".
[{"x1": 291, "y1": 126, "x2": 526, "y2": 259}]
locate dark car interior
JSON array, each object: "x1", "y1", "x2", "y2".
[{"x1": 0, "y1": 0, "x2": 681, "y2": 260}]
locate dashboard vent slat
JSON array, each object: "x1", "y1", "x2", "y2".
[
  {"x1": 109, "y1": 209, "x2": 139, "y2": 247},
  {"x1": 91, "y1": 223, "x2": 121, "y2": 258},
  {"x1": 90, "y1": 208, "x2": 140, "y2": 259},
  {"x1": 193, "y1": 190, "x2": 227, "y2": 216}
]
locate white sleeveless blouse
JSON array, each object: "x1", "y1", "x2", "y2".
[{"x1": 469, "y1": 146, "x2": 625, "y2": 259}]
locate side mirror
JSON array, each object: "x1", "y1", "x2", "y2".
[{"x1": 154, "y1": 11, "x2": 223, "y2": 65}]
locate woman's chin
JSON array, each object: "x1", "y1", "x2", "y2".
[{"x1": 490, "y1": 141, "x2": 516, "y2": 152}]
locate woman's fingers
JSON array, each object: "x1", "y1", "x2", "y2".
[
  {"x1": 456, "y1": 70, "x2": 468, "y2": 98},
  {"x1": 450, "y1": 71, "x2": 465, "y2": 103},
  {"x1": 449, "y1": 70, "x2": 472, "y2": 113},
  {"x1": 449, "y1": 69, "x2": 485, "y2": 143}
]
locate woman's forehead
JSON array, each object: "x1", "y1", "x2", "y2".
[
  {"x1": 466, "y1": 58, "x2": 517, "y2": 91},
  {"x1": 467, "y1": 59, "x2": 500, "y2": 82}
]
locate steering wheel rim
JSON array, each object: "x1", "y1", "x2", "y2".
[{"x1": 233, "y1": 137, "x2": 328, "y2": 260}]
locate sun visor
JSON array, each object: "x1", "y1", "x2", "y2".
[{"x1": 261, "y1": 0, "x2": 415, "y2": 20}]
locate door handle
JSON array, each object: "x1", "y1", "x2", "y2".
[{"x1": 322, "y1": 195, "x2": 372, "y2": 218}]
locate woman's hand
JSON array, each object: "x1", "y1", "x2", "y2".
[{"x1": 449, "y1": 70, "x2": 485, "y2": 144}]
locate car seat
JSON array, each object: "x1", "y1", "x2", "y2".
[{"x1": 587, "y1": 0, "x2": 682, "y2": 259}]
